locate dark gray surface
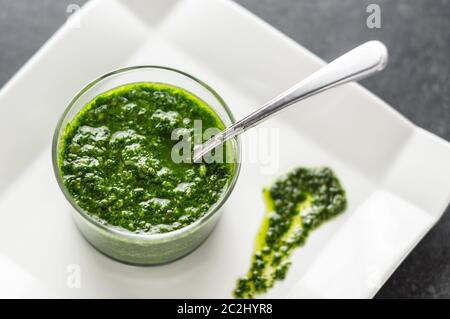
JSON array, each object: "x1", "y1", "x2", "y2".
[{"x1": 0, "y1": 0, "x2": 449, "y2": 298}]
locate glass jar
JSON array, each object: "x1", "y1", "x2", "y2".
[{"x1": 52, "y1": 66, "x2": 241, "y2": 265}]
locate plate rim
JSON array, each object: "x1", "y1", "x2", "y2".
[{"x1": 0, "y1": 0, "x2": 449, "y2": 298}]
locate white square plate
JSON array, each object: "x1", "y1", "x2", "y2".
[{"x1": 0, "y1": 0, "x2": 449, "y2": 298}]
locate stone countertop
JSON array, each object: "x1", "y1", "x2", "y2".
[{"x1": 0, "y1": 0, "x2": 449, "y2": 298}]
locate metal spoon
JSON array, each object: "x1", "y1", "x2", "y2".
[{"x1": 193, "y1": 40, "x2": 388, "y2": 162}]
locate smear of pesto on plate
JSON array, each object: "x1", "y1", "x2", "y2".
[{"x1": 234, "y1": 167, "x2": 347, "y2": 298}]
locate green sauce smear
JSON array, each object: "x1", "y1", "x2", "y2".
[
  {"x1": 234, "y1": 167, "x2": 347, "y2": 298},
  {"x1": 59, "y1": 82, "x2": 233, "y2": 234}
]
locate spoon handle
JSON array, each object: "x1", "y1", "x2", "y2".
[{"x1": 193, "y1": 41, "x2": 388, "y2": 162}]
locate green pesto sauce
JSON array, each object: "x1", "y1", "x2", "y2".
[
  {"x1": 234, "y1": 167, "x2": 347, "y2": 298},
  {"x1": 59, "y1": 82, "x2": 233, "y2": 234}
]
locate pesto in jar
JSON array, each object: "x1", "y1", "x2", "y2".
[
  {"x1": 234, "y1": 167, "x2": 347, "y2": 298},
  {"x1": 58, "y1": 82, "x2": 233, "y2": 234}
]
